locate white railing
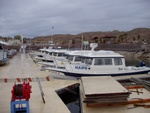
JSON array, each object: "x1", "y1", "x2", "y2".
[{"x1": 0, "y1": 50, "x2": 3, "y2": 60}]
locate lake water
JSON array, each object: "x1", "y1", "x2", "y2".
[
  {"x1": 56, "y1": 83, "x2": 81, "y2": 113},
  {"x1": 125, "y1": 58, "x2": 150, "y2": 67}
]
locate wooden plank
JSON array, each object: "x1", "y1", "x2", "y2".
[
  {"x1": 84, "y1": 94, "x2": 129, "y2": 99},
  {"x1": 84, "y1": 92, "x2": 130, "y2": 98},
  {"x1": 81, "y1": 76, "x2": 129, "y2": 96},
  {"x1": 125, "y1": 85, "x2": 144, "y2": 89},
  {"x1": 83, "y1": 98, "x2": 128, "y2": 103},
  {"x1": 86, "y1": 98, "x2": 150, "y2": 107}
]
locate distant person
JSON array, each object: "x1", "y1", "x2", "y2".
[
  {"x1": 19, "y1": 45, "x2": 23, "y2": 53},
  {"x1": 140, "y1": 61, "x2": 146, "y2": 67},
  {"x1": 19, "y1": 44, "x2": 26, "y2": 53}
]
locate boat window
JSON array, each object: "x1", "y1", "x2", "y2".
[
  {"x1": 94, "y1": 58, "x2": 103, "y2": 65},
  {"x1": 45, "y1": 51, "x2": 49, "y2": 54},
  {"x1": 65, "y1": 55, "x2": 69, "y2": 59},
  {"x1": 53, "y1": 52, "x2": 57, "y2": 56},
  {"x1": 85, "y1": 58, "x2": 93, "y2": 65},
  {"x1": 81, "y1": 57, "x2": 86, "y2": 63},
  {"x1": 57, "y1": 53, "x2": 64, "y2": 57},
  {"x1": 75, "y1": 56, "x2": 81, "y2": 61},
  {"x1": 68, "y1": 56, "x2": 74, "y2": 61},
  {"x1": 49, "y1": 52, "x2": 53, "y2": 55},
  {"x1": 0, "y1": 46, "x2": 2, "y2": 49},
  {"x1": 114, "y1": 58, "x2": 122, "y2": 65},
  {"x1": 104, "y1": 58, "x2": 112, "y2": 65},
  {"x1": 63, "y1": 54, "x2": 67, "y2": 58},
  {"x1": 94, "y1": 58, "x2": 112, "y2": 65}
]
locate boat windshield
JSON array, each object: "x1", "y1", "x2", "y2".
[
  {"x1": 57, "y1": 53, "x2": 65, "y2": 57},
  {"x1": 67, "y1": 55, "x2": 74, "y2": 61},
  {"x1": 45, "y1": 51, "x2": 49, "y2": 54},
  {"x1": 81, "y1": 57, "x2": 93, "y2": 65},
  {"x1": 85, "y1": 58, "x2": 93, "y2": 65},
  {"x1": 40, "y1": 51, "x2": 45, "y2": 53},
  {"x1": 53, "y1": 52, "x2": 57, "y2": 56},
  {"x1": 81, "y1": 57, "x2": 86, "y2": 63},
  {"x1": 74, "y1": 56, "x2": 81, "y2": 61},
  {"x1": 49, "y1": 52, "x2": 53, "y2": 55}
]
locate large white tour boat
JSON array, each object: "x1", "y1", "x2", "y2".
[{"x1": 45, "y1": 49, "x2": 150, "y2": 77}]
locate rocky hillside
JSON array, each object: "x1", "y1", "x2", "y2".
[{"x1": 31, "y1": 28, "x2": 150, "y2": 44}]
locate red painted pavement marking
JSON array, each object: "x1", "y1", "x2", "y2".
[
  {"x1": 28, "y1": 78, "x2": 32, "y2": 82},
  {"x1": 4, "y1": 78, "x2": 7, "y2": 83},
  {"x1": 46, "y1": 76, "x2": 50, "y2": 81},
  {"x1": 16, "y1": 78, "x2": 21, "y2": 82}
]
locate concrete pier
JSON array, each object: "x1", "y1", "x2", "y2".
[{"x1": 0, "y1": 53, "x2": 78, "y2": 113}]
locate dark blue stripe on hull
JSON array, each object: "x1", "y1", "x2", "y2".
[{"x1": 63, "y1": 70, "x2": 150, "y2": 78}]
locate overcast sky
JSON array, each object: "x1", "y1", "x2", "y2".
[{"x1": 0, "y1": 0, "x2": 150, "y2": 38}]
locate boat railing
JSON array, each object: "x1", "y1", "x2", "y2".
[
  {"x1": 61, "y1": 60, "x2": 73, "y2": 72},
  {"x1": 53, "y1": 57, "x2": 59, "y2": 68},
  {"x1": 0, "y1": 51, "x2": 3, "y2": 60}
]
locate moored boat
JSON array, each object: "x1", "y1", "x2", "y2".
[
  {"x1": 0, "y1": 42, "x2": 9, "y2": 65},
  {"x1": 45, "y1": 50, "x2": 150, "y2": 77}
]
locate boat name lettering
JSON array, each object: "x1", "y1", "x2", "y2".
[{"x1": 75, "y1": 66, "x2": 88, "y2": 70}]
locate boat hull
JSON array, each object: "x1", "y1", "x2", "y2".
[
  {"x1": 0, "y1": 58, "x2": 9, "y2": 66},
  {"x1": 57, "y1": 70, "x2": 150, "y2": 77}
]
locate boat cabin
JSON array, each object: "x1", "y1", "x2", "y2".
[
  {"x1": 79, "y1": 50, "x2": 125, "y2": 67},
  {"x1": 65, "y1": 50, "x2": 91, "y2": 63}
]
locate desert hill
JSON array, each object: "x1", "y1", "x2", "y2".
[{"x1": 31, "y1": 28, "x2": 150, "y2": 44}]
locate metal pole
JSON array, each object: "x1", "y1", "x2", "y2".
[
  {"x1": 36, "y1": 77, "x2": 45, "y2": 104},
  {"x1": 81, "y1": 34, "x2": 83, "y2": 50}
]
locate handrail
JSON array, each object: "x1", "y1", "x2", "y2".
[{"x1": 36, "y1": 77, "x2": 45, "y2": 104}]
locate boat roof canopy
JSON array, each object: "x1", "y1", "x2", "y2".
[
  {"x1": 79, "y1": 50, "x2": 124, "y2": 58},
  {"x1": 0, "y1": 41, "x2": 9, "y2": 45},
  {"x1": 65, "y1": 50, "x2": 94, "y2": 56}
]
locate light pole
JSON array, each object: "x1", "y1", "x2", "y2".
[
  {"x1": 51, "y1": 26, "x2": 54, "y2": 48},
  {"x1": 81, "y1": 34, "x2": 83, "y2": 50}
]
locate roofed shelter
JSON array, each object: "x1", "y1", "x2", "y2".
[{"x1": 92, "y1": 35, "x2": 117, "y2": 44}]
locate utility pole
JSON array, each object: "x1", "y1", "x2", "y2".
[
  {"x1": 51, "y1": 26, "x2": 54, "y2": 42},
  {"x1": 51, "y1": 26, "x2": 54, "y2": 48},
  {"x1": 81, "y1": 34, "x2": 83, "y2": 50}
]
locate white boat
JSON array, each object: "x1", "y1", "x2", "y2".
[
  {"x1": 7, "y1": 49, "x2": 17, "y2": 58},
  {"x1": 30, "y1": 47, "x2": 52, "y2": 62},
  {"x1": 45, "y1": 50, "x2": 150, "y2": 77},
  {"x1": 37, "y1": 49, "x2": 68, "y2": 67},
  {"x1": 29, "y1": 47, "x2": 47, "y2": 58},
  {"x1": 39, "y1": 43, "x2": 99, "y2": 69},
  {"x1": 0, "y1": 42, "x2": 9, "y2": 65}
]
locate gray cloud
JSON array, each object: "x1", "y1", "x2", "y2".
[{"x1": 0, "y1": 0, "x2": 150, "y2": 38}]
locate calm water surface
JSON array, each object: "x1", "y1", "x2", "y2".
[{"x1": 126, "y1": 58, "x2": 150, "y2": 67}]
